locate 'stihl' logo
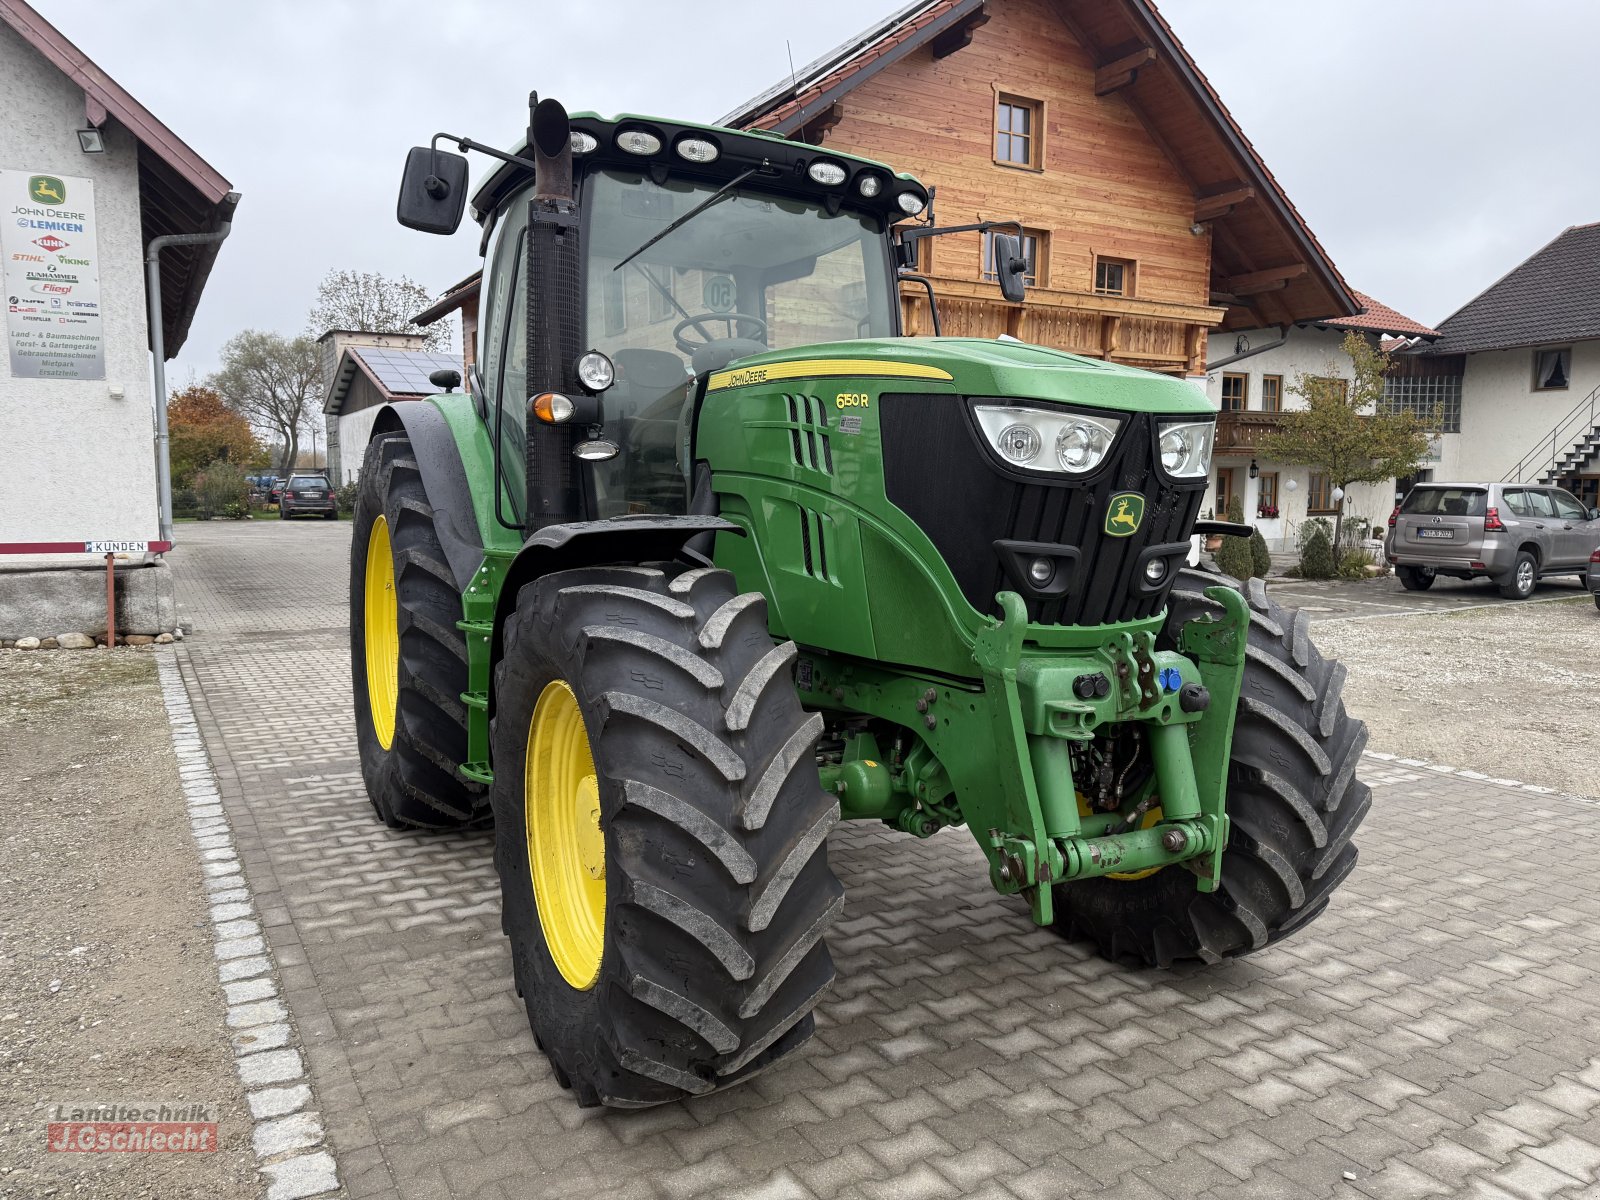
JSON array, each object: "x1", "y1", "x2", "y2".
[
  {"x1": 1104, "y1": 492, "x2": 1145, "y2": 537},
  {"x1": 29, "y1": 176, "x2": 66, "y2": 205}
]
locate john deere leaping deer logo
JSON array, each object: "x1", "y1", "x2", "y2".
[
  {"x1": 28, "y1": 176, "x2": 66, "y2": 205},
  {"x1": 1104, "y1": 492, "x2": 1145, "y2": 537}
]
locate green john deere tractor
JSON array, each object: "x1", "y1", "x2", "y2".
[{"x1": 350, "y1": 96, "x2": 1369, "y2": 1108}]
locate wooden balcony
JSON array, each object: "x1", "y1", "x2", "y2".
[{"x1": 1215, "y1": 409, "x2": 1283, "y2": 453}]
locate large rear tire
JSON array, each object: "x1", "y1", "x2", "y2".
[
  {"x1": 349, "y1": 431, "x2": 488, "y2": 829},
  {"x1": 490, "y1": 565, "x2": 842, "y2": 1107},
  {"x1": 1052, "y1": 569, "x2": 1369, "y2": 967}
]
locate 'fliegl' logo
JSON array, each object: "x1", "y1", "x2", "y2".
[{"x1": 1105, "y1": 492, "x2": 1145, "y2": 537}]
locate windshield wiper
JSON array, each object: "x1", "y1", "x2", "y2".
[{"x1": 613, "y1": 164, "x2": 762, "y2": 272}]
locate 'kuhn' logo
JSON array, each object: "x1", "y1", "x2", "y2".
[
  {"x1": 34, "y1": 235, "x2": 68, "y2": 253},
  {"x1": 1104, "y1": 492, "x2": 1145, "y2": 537},
  {"x1": 29, "y1": 176, "x2": 66, "y2": 205}
]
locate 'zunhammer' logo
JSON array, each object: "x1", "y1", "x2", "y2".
[{"x1": 1104, "y1": 492, "x2": 1145, "y2": 537}]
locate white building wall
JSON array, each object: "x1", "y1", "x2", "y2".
[
  {"x1": 335, "y1": 407, "x2": 384, "y2": 485},
  {"x1": 1200, "y1": 326, "x2": 1394, "y2": 550},
  {"x1": 1435, "y1": 337, "x2": 1600, "y2": 482},
  {"x1": 0, "y1": 22, "x2": 158, "y2": 556}
]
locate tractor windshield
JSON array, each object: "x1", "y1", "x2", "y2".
[{"x1": 580, "y1": 167, "x2": 895, "y2": 516}]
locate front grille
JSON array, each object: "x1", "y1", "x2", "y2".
[{"x1": 880, "y1": 396, "x2": 1205, "y2": 626}]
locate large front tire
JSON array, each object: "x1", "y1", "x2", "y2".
[
  {"x1": 1052, "y1": 569, "x2": 1369, "y2": 967},
  {"x1": 349, "y1": 431, "x2": 487, "y2": 829},
  {"x1": 491, "y1": 565, "x2": 843, "y2": 1107}
]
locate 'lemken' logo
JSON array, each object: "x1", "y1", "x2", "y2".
[
  {"x1": 1104, "y1": 492, "x2": 1145, "y2": 537},
  {"x1": 29, "y1": 176, "x2": 66, "y2": 206}
]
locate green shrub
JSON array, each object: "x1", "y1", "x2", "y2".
[
  {"x1": 1297, "y1": 517, "x2": 1333, "y2": 550},
  {"x1": 1214, "y1": 534, "x2": 1253, "y2": 579},
  {"x1": 1249, "y1": 528, "x2": 1272, "y2": 578},
  {"x1": 1226, "y1": 494, "x2": 1245, "y2": 526},
  {"x1": 335, "y1": 481, "x2": 358, "y2": 515},
  {"x1": 1300, "y1": 527, "x2": 1335, "y2": 579},
  {"x1": 1338, "y1": 548, "x2": 1374, "y2": 580},
  {"x1": 193, "y1": 462, "x2": 250, "y2": 520}
]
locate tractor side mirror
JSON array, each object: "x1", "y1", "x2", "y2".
[
  {"x1": 428, "y1": 368, "x2": 461, "y2": 392},
  {"x1": 991, "y1": 233, "x2": 1027, "y2": 304},
  {"x1": 397, "y1": 146, "x2": 469, "y2": 234}
]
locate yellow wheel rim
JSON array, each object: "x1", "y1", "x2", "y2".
[
  {"x1": 363, "y1": 515, "x2": 399, "y2": 750},
  {"x1": 1076, "y1": 792, "x2": 1166, "y2": 882},
  {"x1": 526, "y1": 681, "x2": 606, "y2": 990}
]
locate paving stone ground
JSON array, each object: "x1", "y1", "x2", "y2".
[{"x1": 166, "y1": 521, "x2": 1600, "y2": 1200}]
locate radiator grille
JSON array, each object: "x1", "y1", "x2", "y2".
[{"x1": 880, "y1": 396, "x2": 1205, "y2": 625}]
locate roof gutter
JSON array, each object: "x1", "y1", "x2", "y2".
[
  {"x1": 1206, "y1": 334, "x2": 1288, "y2": 370},
  {"x1": 147, "y1": 191, "x2": 240, "y2": 546}
]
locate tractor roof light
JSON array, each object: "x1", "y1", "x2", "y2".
[
  {"x1": 857, "y1": 174, "x2": 883, "y2": 198},
  {"x1": 532, "y1": 392, "x2": 575, "y2": 424},
  {"x1": 675, "y1": 137, "x2": 719, "y2": 164},
  {"x1": 897, "y1": 191, "x2": 926, "y2": 216},
  {"x1": 807, "y1": 160, "x2": 847, "y2": 187},
  {"x1": 570, "y1": 130, "x2": 598, "y2": 154},
  {"x1": 575, "y1": 351, "x2": 614, "y2": 393},
  {"x1": 615, "y1": 129, "x2": 662, "y2": 156}
]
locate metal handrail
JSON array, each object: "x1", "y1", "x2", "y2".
[{"x1": 1501, "y1": 380, "x2": 1600, "y2": 483}]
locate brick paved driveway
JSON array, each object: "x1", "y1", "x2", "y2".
[{"x1": 167, "y1": 522, "x2": 1600, "y2": 1200}]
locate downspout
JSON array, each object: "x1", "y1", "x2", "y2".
[{"x1": 146, "y1": 191, "x2": 241, "y2": 545}]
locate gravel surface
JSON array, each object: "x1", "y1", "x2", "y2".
[
  {"x1": 1312, "y1": 593, "x2": 1598, "y2": 796},
  {"x1": 0, "y1": 650, "x2": 258, "y2": 1200}
]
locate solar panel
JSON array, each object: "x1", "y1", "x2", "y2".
[{"x1": 354, "y1": 347, "x2": 461, "y2": 395}]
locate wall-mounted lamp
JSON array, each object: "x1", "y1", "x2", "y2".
[
  {"x1": 1248, "y1": 458, "x2": 1259, "y2": 480},
  {"x1": 1189, "y1": 222, "x2": 1205, "y2": 236},
  {"x1": 77, "y1": 127, "x2": 105, "y2": 154}
]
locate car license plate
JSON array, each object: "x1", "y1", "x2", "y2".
[
  {"x1": 302, "y1": 491, "x2": 322, "y2": 498},
  {"x1": 1417, "y1": 528, "x2": 1453, "y2": 540}
]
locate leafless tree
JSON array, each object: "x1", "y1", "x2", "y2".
[
  {"x1": 209, "y1": 330, "x2": 322, "y2": 476},
  {"x1": 306, "y1": 268, "x2": 454, "y2": 352}
]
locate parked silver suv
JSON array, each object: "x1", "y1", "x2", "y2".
[{"x1": 1385, "y1": 482, "x2": 1600, "y2": 599}]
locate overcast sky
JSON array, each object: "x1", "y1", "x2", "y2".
[{"x1": 29, "y1": 0, "x2": 1600, "y2": 380}]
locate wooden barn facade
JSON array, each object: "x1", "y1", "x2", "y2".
[{"x1": 719, "y1": 0, "x2": 1357, "y2": 377}]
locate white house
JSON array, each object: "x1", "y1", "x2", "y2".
[
  {"x1": 1202, "y1": 291, "x2": 1440, "y2": 550},
  {"x1": 1404, "y1": 223, "x2": 1600, "y2": 512},
  {"x1": 0, "y1": 0, "x2": 237, "y2": 639}
]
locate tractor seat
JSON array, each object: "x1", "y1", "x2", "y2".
[
  {"x1": 610, "y1": 349, "x2": 690, "y2": 418},
  {"x1": 691, "y1": 339, "x2": 768, "y2": 377}
]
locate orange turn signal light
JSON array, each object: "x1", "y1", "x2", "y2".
[{"x1": 531, "y1": 392, "x2": 575, "y2": 424}]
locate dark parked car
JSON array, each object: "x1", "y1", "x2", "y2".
[
  {"x1": 1588, "y1": 546, "x2": 1600, "y2": 612},
  {"x1": 267, "y1": 478, "x2": 286, "y2": 505},
  {"x1": 280, "y1": 474, "x2": 338, "y2": 520}
]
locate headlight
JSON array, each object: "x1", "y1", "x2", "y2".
[
  {"x1": 897, "y1": 192, "x2": 926, "y2": 216},
  {"x1": 575, "y1": 351, "x2": 614, "y2": 392},
  {"x1": 807, "y1": 161, "x2": 847, "y2": 186},
  {"x1": 1156, "y1": 418, "x2": 1215, "y2": 478},
  {"x1": 675, "y1": 137, "x2": 719, "y2": 164},
  {"x1": 974, "y1": 406, "x2": 1122, "y2": 475},
  {"x1": 615, "y1": 129, "x2": 661, "y2": 155},
  {"x1": 569, "y1": 131, "x2": 598, "y2": 154},
  {"x1": 857, "y1": 175, "x2": 882, "y2": 198}
]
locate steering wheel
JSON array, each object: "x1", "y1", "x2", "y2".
[{"x1": 672, "y1": 312, "x2": 768, "y2": 354}]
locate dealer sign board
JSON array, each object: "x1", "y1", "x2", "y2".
[{"x1": 2, "y1": 170, "x2": 105, "y2": 380}]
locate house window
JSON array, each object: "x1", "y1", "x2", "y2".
[
  {"x1": 1214, "y1": 468, "x2": 1234, "y2": 517},
  {"x1": 1094, "y1": 256, "x2": 1134, "y2": 297},
  {"x1": 1256, "y1": 472, "x2": 1279, "y2": 517},
  {"x1": 1534, "y1": 347, "x2": 1571, "y2": 390},
  {"x1": 1261, "y1": 375, "x2": 1283, "y2": 412},
  {"x1": 603, "y1": 271, "x2": 626, "y2": 335},
  {"x1": 1220, "y1": 374, "x2": 1247, "y2": 412},
  {"x1": 1308, "y1": 376, "x2": 1349, "y2": 403},
  {"x1": 995, "y1": 96, "x2": 1040, "y2": 168},
  {"x1": 645, "y1": 268, "x2": 676, "y2": 324},
  {"x1": 1308, "y1": 471, "x2": 1336, "y2": 513},
  {"x1": 1381, "y1": 375, "x2": 1462, "y2": 433},
  {"x1": 982, "y1": 229, "x2": 1044, "y2": 287}
]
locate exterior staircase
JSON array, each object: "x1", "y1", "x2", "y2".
[{"x1": 1500, "y1": 381, "x2": 1600, "y2": 485}]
